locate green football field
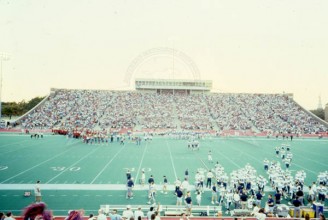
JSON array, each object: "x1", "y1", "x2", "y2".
[{"x1": 0, "y1": 134, "x2": 327, "y2": 215}]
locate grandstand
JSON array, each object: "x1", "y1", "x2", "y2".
[{"x1": 9, "y1": 79, "x2": 328, "y2": 137}]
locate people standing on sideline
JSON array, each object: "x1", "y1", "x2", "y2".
[
  {"x1": 211, "y1": 183, "x2": 218, "y2": 204},
  {"x1": 240, "y1": 189, "x2": 248, "y2": 209},
  {"x1": 174, "y1": 178, "x2": 181, "y2": 193},
  {"x1": 88, "y1": 214, "x2": 95, "y2": 220},
  {"x1": 126, "y1": 170, "x2": 131, "y2": 180},
  {"x1": 140, "y1": 170, "x2": 146, "y2": 187},
  {"x1": 233, "y1": 190, "x2": 240, "y2": 209},
  {"x1": 34, "y1": 180, "x2": 41, "y2": 203},
  {"x1": 317, "y1": 183, "x2": 326, "y2": 204},
  {"x1": 219, "y1": 184, "x2": 226, "y2": 204},
  {"x1": 175, "y1": 187, "x2": 183, "y2": 206},
  {"x1": 206, "y1": 170, "x2": 214, "y2": 189},
  {"x1": 292, "y1": 197, "x2": 302, "y2": 218},
  {"x1": 266, "y1": 194, "x2": 274, "y2": 213},
  {"x1": 307, "y1": 186, "x2": 315, "y2": 204},
  {"x1": 162, "y1": 176, "x2": 168, "y2": 194},
  {"x1": 147, "y1": 207, "x2": 155, "y2": 220},
  {"x1": 3, "y1": 212, "x2": 15, "y2": 220},
  {"x1": 312, "y1": 182, "x2": 317, "y2": 201},
  {"x1": 255, "y1": 191, "x2": 263, "y2": 207},
  {"x1": 122, "y1": 205, "x2": 134, "y2": 220},
  {"x1": 134, "y1": 206, "x2": 144, "y2": 220},
  {"x1": 97, "y1": 209, "x2": 107, "y2": 220},
  {"x1": 180, "y1": 178, "x2": 189, "y2": 196},
  {"x1": 108, "y1": 210, "x2": 121, "y2": 220},
  {"x1": 185, "y1": 191, "x2": 192, "y2": 216},
  {"x1": 148, "y1": 175, "x2": 155, "y2": 198},
  {"x1": 148, "y1": 182, "x2": 156, "y2": 204},
  {"x1": 254, "y1": 208, "x2": 266, "y2": 220},
  {"x1": 196, "y1": 191, "x2": 202, "y2": 206},
  {"x1": 148, "y1": 175, "x2": 155, "y2": 185},
  {"x1": 274, "y1": 190, "x2": 282, "y2": 204},
  {"x1": 225, "y1": 190, "x2": 233, "y2": 214},
  {"x1": 126, "y1": 178, "x2": 134, "y2": 199}
]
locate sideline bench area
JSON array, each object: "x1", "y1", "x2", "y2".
[
  {"x1": 99, "y1": 204, "x2": 324, "y2": 218},
  {"x1": 100, "y1": 204, "x2": 221, "y2": 216}
]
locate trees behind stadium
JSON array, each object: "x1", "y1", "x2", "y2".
[{"x1": 1, "y1": 96, "x2": 44, "y2": 118}]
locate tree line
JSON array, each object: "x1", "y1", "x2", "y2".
[
  {"x1": 1, "y1": 97, "x2": 45, "y2": 118},
  {"x1": 310, "y1": 109, "x2": 325, "y2": 120}
]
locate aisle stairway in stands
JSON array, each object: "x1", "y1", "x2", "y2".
[{"x1": 171, "y1": 100, "x2": 181, "y2": 130}]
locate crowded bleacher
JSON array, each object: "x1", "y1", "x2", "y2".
[{"x1": 16, "y1": 89, "x2": 327, "y2": 137}]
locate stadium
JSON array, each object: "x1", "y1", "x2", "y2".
[
  {"x1": 0, "y1": 78, "x2": 328, "y2": 220},
  {"x1": 1, "y1": 1, "x2": 328, "y2": 220}
]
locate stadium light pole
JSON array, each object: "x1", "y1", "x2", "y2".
[{"x1": 0, "y1": 53, "x2": 10, "y2": 120}]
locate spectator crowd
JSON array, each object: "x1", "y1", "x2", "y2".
[{"x1": 18, "y1": 89, "x2": 328, "y2": 136}]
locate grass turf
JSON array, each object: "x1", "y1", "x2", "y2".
[{"x1": 0, "y1": 134, "x2": 327, "y2": 215}]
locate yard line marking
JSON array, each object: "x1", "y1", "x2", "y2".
[
  {"x1": 222, "y1": 138, "x2": 319, "y2": 175},
  {"x1": 191, "y1": 147, "x2": 209, "y2": 170},
  {"x1": 291, "y1": 163, "x2": 317, "y2": 175},
  {"x1": 294, "y1": 152, "x2": 328, "y2": 168},
  {"x1": 288, "y1": 145, "x2": 328, "y2": 163},
  {"x1": 90, "y1": 144, "x2": 127, "y2": 184},
  {"x1": 193, "y1": 152, "x2": 209, "y2": 170},
  {"x1": 0, "y1": 140, "x2": 80, "y2": 184},
  {"x1": 226, "y1": 138, "x2": 323, "y2": 175},
  {"x1": 221, "y1": 138, "x2": 268, "y2": 166},
  {"x1": 135, "y1": 142, "x2": 149, "y2": 182},
  {"x1": 46, "y1": 146, "x2": 101, "y2": 183},
  {"x1": 203, "y1": 141, "x2": 240, "y2": 169},
  {"x1": 0, "y1": 139, "x2": 29, "y2": 149},
  {"x1": 1, "y1": 138, "x2": 57, "y2": 155},
  {"x1": 219, "y1": 152, "x2": 240, "y2": 168},
  {"x1": 224, "y1": 137, "x2": 328, "y2": 142},
  {"x1": 0, "y1": 134, "x2": 55, "y2": 137},
  {"x1": 166, "y1": 140, "x2": 177, "y2": 180}
]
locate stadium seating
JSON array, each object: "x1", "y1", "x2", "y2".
[{"x1": 18, "y1": 89, "x2": 328, "y2": 135}]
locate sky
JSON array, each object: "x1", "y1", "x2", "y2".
[{"x1": 1, "y1": 0, "x2": 327, "y2": 110}]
